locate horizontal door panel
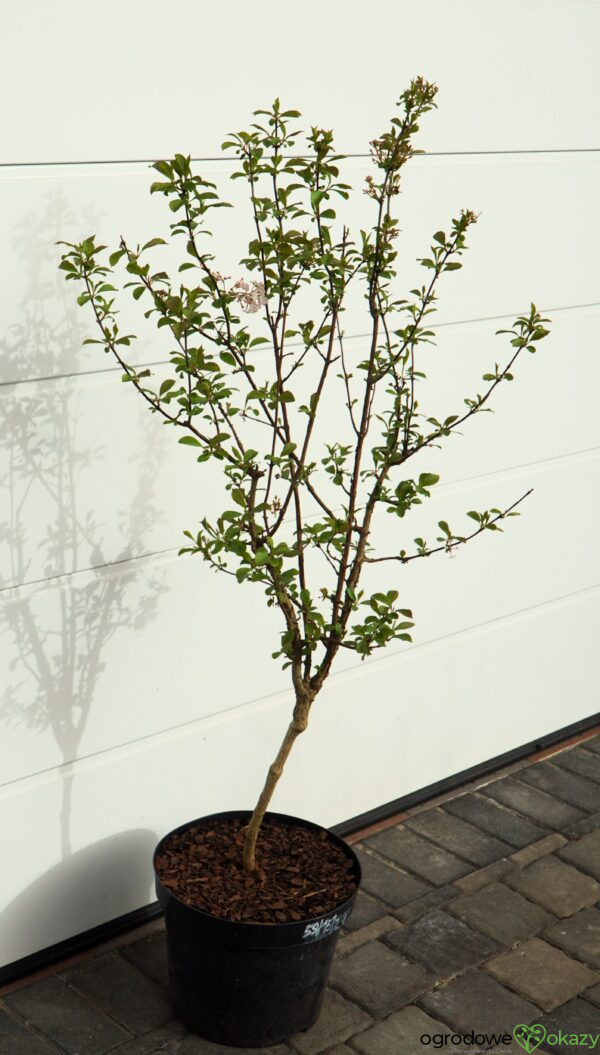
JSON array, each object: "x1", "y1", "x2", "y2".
[
  {"x1": 2, "y1": 308, "x2": 598, "y2": 589},
  {"x1": 2, "y1": 1, "x2": 599, "y2": 163},
  {"x1": 2, "y1": 155, "x2": 599, "y2": 385},
  {"x1": 2, "y1": 450, "x2": 598, "y2": 785},
  {"x1": 1, "y1": 582, "x2": 597, "y2": 967}
]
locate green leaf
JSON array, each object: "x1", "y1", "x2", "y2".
[
  {"x1": 159, "y1": 378, "x2": 175, "y2": 397},
  {"x1": 142, "y1": 238, "x2": 167, "y2": 251},
  {"x1": 418, "y1": 472, "x2": 439, "y2": 489},
  {"x1": 153, "y1": 160, "x2": 173, "y2": 178},
  {"x1": 178, "y1": 436, "x2": 202, "y2": 447}
]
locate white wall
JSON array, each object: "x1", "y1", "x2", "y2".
[{"x1": 1, "y1": 0, "x2": 599, "y2": 968}]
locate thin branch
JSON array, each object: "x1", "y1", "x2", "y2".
[
  {"x1": 365, "y1": 489, "x2": 533, "y2": 564},
  {"x1": 404, "y1": 339, "x2": 532, "y2": 465},
  {"x1": 81, "y1": 269, "x2": 240, "y2": 461}
]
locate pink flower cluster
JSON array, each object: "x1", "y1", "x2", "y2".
[
  {"x1": 232, "y1": 278, "x2": 268, "y2": 314},
  {"x1": 210, "y1": 271, "x2": 267, "y2": 314}
]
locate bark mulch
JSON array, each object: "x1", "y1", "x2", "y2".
[{"x1": 155, "y1": 817, "x2": 358, "y2": 924}]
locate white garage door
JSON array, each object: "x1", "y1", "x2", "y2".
[{"x1": 1, "y1": 0, "x2": 599, "y2": 970}]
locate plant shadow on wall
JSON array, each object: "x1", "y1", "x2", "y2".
[{"x1": 0, "y1": 189, "x2": 167, "y2": 894}]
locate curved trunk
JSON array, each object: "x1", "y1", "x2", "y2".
[{"x1": 242, "y1": 689, "x2": 315, "y2": 874}]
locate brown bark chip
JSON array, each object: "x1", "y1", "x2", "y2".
[{"x1": 155, "y1": 818, "x2": 358, "y2": 924}]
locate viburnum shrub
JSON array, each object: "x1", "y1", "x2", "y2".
[{"x1": 59, "y1": 77, "x2": 549, "y2": 874}]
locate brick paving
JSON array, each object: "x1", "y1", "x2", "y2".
[{"x1": 2, "y1": 732, "x2": 600, "y2": 1054}]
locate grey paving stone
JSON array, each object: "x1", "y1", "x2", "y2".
[
  {"x1": 558, "y1": 827, "x2": 600, "y2": 881},
  {"x1": 418, "y1": 969, "x2": 540, "y2": 1034},
  {"x1": 584, "y1": 736, "x2": 600, "y2": 756},
  {"x1": 453, "y1": 858, "x2": 514, "y2": 893},
  {"x1": 405, "y1": 808, "x2": 512, "y2": 866},
  {"x1": 176, "y1": 1031, "x2": 291, "y2": 1055},
  {"x1": 554, "y1": 746, "x2": 600, "y2": 785},
  {"x1": 321, "y1": 1047, "x2": 355, "y2": 1055},
  {"x1": 506, "y1": 854, "x2": 600, "y2": 917},
  {"x1": 544, "y1": 907, "x2": 600, "y2": 969},
  {"x1": 288, "y1": 987, "x2": 372, "y2": 1055},
  {"x1": 350, "y1": 1005, "x2": 447, "y2": 1055},
  {"x1": 336, "y1": 915, "x2": 401, "y2": 958},
  {"x1": 341, "y1": 891, "x2": 388, "y2": 933},
  {"x1": 355, "y1": 849, "x2": 432, "y2": 908},
  {"x1": 394, "y1": 884, "x2": 458, "y2": 923},
  {"x1": 329, "y1": 940, "x2": 433, "y2": 1018},
  {"x1": 61, "y1": 950, "x2": 172, "y2": 1035},
  {"x1": 449, "y1": 881, "x2": 553, "y2": 946},
  {"x1": 3, "y1": 976, "x2": 129, "y2": 1054},
  {"x1": 482, "y1": 776, "x2": 585, "y2": 828},
  {"x1": 485, "y1": 937, "x2": 598, "y2": 1011},
  {"x1": 364, "y1": 826, "x2": 471, "y2": 884},
  {"x1": 110, "y1": 1022, "x2": 186, "y2": 1053},
  {"x1": 518, "y1": 762, "x2": 600, "y2": 814},
  {"x1": 585, "y1": 981, "x2": 600, "y2": 1006},
  {"x1": 563, "y1": 812, "x2": 600, "y2": 838},
  {"x1": 511, "y1": 833, "x2": 568, "y2": 869},
  {"x1": 382, "y1": 908, "x2": 498, "y2": 978},
  {"x1": 120, "y1": 930, "x2": 170, "y2": 989},
  {"x1": 539, "y1": 997, "x2": 600, "y2": 1053},
  {"x1": 0, "y1": 1005, "x2": 59, "y2": 1055},
  {"x1": 444, "y1": 791, "x2": 548, "y2": 848}
]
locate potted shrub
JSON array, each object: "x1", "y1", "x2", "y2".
[{"x1": 58, "y1": 77, "x2": 549, "y2": 1047}]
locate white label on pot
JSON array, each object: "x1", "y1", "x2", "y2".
[{"x1": 302, "y1": 908, "x2": 350, "y2": 942}]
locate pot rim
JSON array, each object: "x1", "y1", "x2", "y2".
[{"x1": 153, "y1": 808, "x2": 361, "y2": 937}]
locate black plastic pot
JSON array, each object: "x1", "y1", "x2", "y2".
[{"x1": 153, "y1": 809, "x2": 361, "y2": 1047}]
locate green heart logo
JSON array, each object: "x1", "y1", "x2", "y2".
[{"x1": 513, "y1": 1024, "x2": 546, "y2": 1053}]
